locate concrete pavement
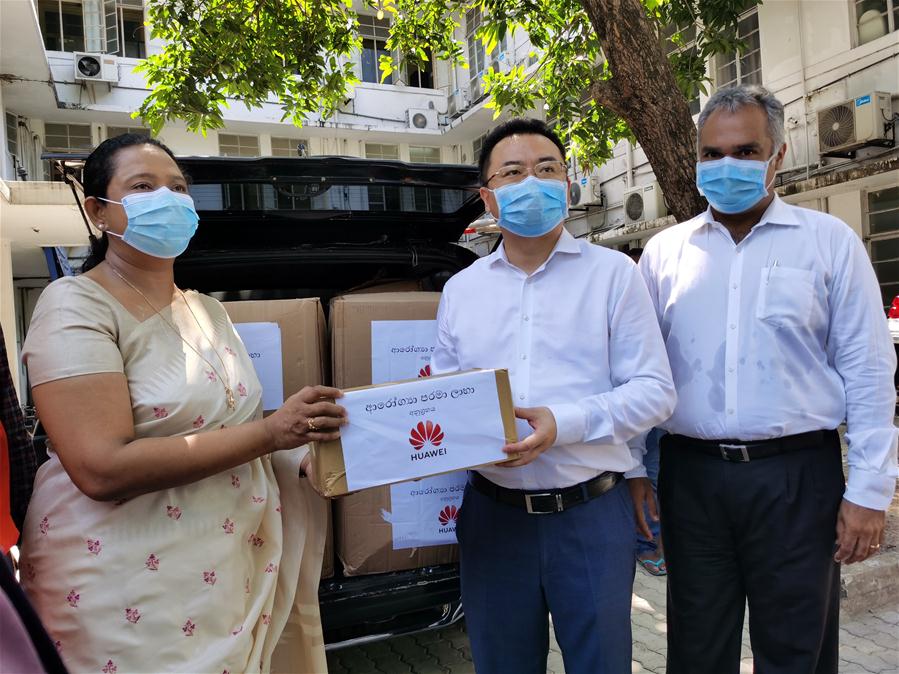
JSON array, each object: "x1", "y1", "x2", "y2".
[{"x1": 326, "y1": 567, "x2": 899, "y2": 673}]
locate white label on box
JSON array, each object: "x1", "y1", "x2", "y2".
[
  {"x1": 234, "y1": 322, "x2": 284, "y2": 411},
  {"x1": 341, "y1": 370, "x2": 508, "y2": 492},
  {"x1": 383, "y1": 472, "x2": 467, "y2": 549},
  {"x1": 371, "y1": 320, "x2": 437, "y2": 383}
]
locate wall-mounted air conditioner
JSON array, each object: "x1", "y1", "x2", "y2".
[
  {"x1": 73, "y1": 53, "x2": 119, "y2": 83},
  {"x1": 568, "y1": 173, "x2": 603, "y2": 208},
  {"x1": 447, "y1": 89, "x2": 471, "y2": 118},
  {"x1": 623, "y1": 182, "x2": 667, "y2": 224},
  {"x1": 817, "y1": 92, "x2": 893, "y2": 157},
  {"x1": 406, "y1": 108, "x2": 439, "y2": 130}
]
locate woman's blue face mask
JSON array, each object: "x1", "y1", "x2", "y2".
[
  {"x1": 488, "y1": 176, "x2": 569, "y2": 238},
  {"x1": 99, "y1": 186, "x2": 199, "y2": 258},
  {"x1": 695, "y1": 154, "x2": 777, "y2": 215}
]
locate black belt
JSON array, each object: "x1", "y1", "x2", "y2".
[
  {"x1": 469, "y1": 470, "x2": 623, "y2": 515},
  {"x1": 665, "y1": 429, "x2": 836, "y2": 463}
]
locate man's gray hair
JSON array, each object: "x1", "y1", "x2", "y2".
[{"x1": 697, "y1": 85, "x2": 785, "y2": 154}]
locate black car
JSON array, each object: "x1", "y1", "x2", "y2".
[{"x1": 42, "y1": 153, "x2": 485, "y2": 648}]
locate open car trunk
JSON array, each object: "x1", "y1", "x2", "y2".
[{"x1": 43, "y1": 153, "x2": 485, "y2": 646}]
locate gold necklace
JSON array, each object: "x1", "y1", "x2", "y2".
[{"x1": 105, "y1": 262, "x2": 237, "y2": 411}]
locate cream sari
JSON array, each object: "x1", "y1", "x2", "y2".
[{"x1": 21, "y1": 275, "x2": 327, "y2": 674}]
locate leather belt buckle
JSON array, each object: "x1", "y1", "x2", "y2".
[
  {"x1": 525, "y1": 492, "x2": 563, "y2": 514},
  {"x1": 720, "y1": 443, "x2": 750, "y2": 462}
]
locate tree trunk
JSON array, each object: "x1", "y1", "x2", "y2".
[{"x1": 580, "y1": 0, "x2": 706, "y2": 223}]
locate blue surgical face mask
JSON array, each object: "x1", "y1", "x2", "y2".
[
  {"x1": 490, "y1": 176, "x2": 569, "y2": 238},
  {"x1": 696, "y1": 155, "x2": 776, "y2": 215},
  {"x1": 99, "y1": 187, "x2": 199, "y2": 258}
]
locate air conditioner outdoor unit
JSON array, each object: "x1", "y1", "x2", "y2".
[
  {"x1": 568, "y1": 173, "x2": 603, "y2": 208},
  {"x1": 817, "y1": 92, "x2": 893, "y2": 157},
  {"x1": 406, "y1": 108, "x2": 439, "y2": 130},
  {"x1": 73, "y1": 52, "x2": 119, "y2": 83},
  {"x1": 623, "y1": 182, "x2": 667, "y2": 225},
  {"x1": 447, "y1": 90, "x2": 471, "y2": 118}
]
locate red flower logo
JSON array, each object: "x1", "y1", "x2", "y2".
[
  {"x1": 418, "y1": 364, "x2": 431, "y2": 378},
  {"x1": 409, "y1": 421, "x2": 444, "y2": 450},
  {"x1": 438, "y1": 505, "x2": 459, "y2": 526}
]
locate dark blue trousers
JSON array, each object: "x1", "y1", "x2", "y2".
[{"x1": 457, "y1": 477, "x2": 636, "y2": 674}]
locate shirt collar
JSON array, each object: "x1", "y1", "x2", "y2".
[
  {"x1": 692, "y1": 195, "x2": 802, "y2": 232},
  {"x1": 488, "y1": 227, "x2": 582, "y2": 269}
]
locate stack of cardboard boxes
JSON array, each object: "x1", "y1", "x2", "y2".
[
  {"x1": 222, "y1": 298, "x2": 335, "y2": 580},
  {"x1": 329, "y1": 293, "x2": 459, "y2": 576},
  {"x1": 223, "y1": 291, "x2": 461, "y2": 580}
]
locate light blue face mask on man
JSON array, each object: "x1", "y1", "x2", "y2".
[
  {"x1": 491, "y1": 176, "x2": 569, "y2": 238},
  {"x1": 696, "y1": 155, "x2": 776, "y2": 215},
  {"x1": 100, "y1": 187, "x2": 200, "y2": 258}
]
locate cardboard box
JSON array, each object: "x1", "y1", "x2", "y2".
[
  {"x1": 312, "y1": 369, "x2": 517, "y2": 496},
  {"x1": 222, "y1": 298, "x2": 329, "y2": 406},
  {"x1": 328, "y1": 292, "x2": 491, "y2": 576},
  {"x1": 330, "y1": 292, "x2": 443, "y2": 388},
  {"x1": 222, "y1": 298, "x2": 334, "y2": 579}
]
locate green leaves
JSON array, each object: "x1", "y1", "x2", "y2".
[
  {"x1": 139, "y1": 0, "x2": 750, "y2": 172},
  {"x1": 138, "y1": 0, "x2": 360, "y2": 135}
]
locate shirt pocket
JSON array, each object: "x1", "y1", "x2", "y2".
[{"x1": 756, "y1": 266, "x2": 818, "y2": 328}]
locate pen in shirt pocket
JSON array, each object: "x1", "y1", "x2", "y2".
[{"x1": 766, "y1": 259, "x2": 779, "y2": 284}]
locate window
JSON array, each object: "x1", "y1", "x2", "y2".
[
  {"x1": 865, "y1": 186, "x2": 899, "y2": 308},
  {"x1": 359, "y1": 15, "x2": 392, "y2": 84},
  {"x1": 406, "y1": 146, "x2": 442, "y2": 211},
  {"x1": 271, "y1": 137, "x2": 309, "y2": 158},
  {"x1": 364, "y1": 143, "x2": 399, "y2": 160},
  {"x1": 409, "y1": 146, "x2": 441, "y2": 164},
  {"x1": 465, "y1": 9, "x2": 508, "y2": 102},
  {"x1": 119, "y1": 7, "x2": 145, "y2": 58},
  {"x1": 662, "y1": 23, "x2": 701, "y2": 116},
  {"x1": 218, "y1": 134, "x2": 259, "y2": 157},
  {"x1": 107, "y1": 125, "x2": 150, "y2": 139},
  {"x1": 5, "y1": 113, "x2": 17, "y2": 157},
  {"x1": 855, "y1": 0, "x2": 898, "y2": 45},
  {"x1": 364, "y1": 143, "x2": 400, "y2": 210},
  {"x1": 44, "y1": 123, "x2": 92, "y2": 151},
  {"x1": 472, "y1": 133, "x2": 488, "y2": 165},
  {"x1": 39, "y1": 1, "x2": 85, "y2": 52},
  {"x1": 44, "y1": 122, "x2": 91, "y2": 182},
  {"x1": 714, "y1": 8, "x2": 761, "y2": 89},
  {"x1": 38, "y1": 1, "x2": 145, "y2": 57},
  {"x1": 406, "y1": 50, "x2": 434, "y2": 89}
]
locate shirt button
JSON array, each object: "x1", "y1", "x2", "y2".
[
  {"x1": 730, "y1": 323, "x2": 736, "y2": 330},
  {"x1": 728, "y1": 367, "x2": 735, "y2": 373},
  {"x1": 521, "y1": 354, "x2": 527, "y2": 360},
  {"x1": 519, "y1": 394, "x2": 526, "y2": 401},
  {"x1": 523, "y1": 315, "x2": 530, "y2": 322},
  {"x1": 727, "y1": 408, "x2": 734, "y2": 415},
  {"x1": 732, "y1": 284, "x2": 738, "y2": 290}
]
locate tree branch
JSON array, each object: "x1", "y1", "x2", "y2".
[{"x1": 588, "y1": 78, "x2": 617, "y2": 113}]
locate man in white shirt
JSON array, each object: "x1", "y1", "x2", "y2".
[
  {"x1": 639, "y1": 85, "x2": 899, "y2": 674},
  {"x1": 431, "y1": 118, "x2": 676, "y2": 674}
]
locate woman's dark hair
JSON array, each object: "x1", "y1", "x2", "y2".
[
  {"x1": 81, "y1": 133, "x2": 180, "y2": 272},
  {"x1": 477, "y1": 118, "x2": 567, "y2": 185}
]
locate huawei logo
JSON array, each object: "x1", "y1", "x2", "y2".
[
  {"x1": 438, "y1": 505, "x2": 458, "y2": 526},
  {"x1": 409, "y1": 420, "x2": 444, "y2": 450},
  {"x1": 418, "y1": 365, "x2": 432, "y2": 378}
]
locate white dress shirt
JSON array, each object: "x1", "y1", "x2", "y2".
[
  {"x1": 640, "y1": 196, "x2": 899, "y2": 510},
  {"x1": 431, "y1": 228, "x2": 676, "y2": 490}
]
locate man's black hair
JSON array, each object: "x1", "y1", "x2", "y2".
[{"x1": 478, "y1": 118, "x2": 567, "y2": 185}]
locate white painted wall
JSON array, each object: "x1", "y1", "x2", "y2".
[{"x1": 827, "y1": 190, "x2": 865, "y2": 239}]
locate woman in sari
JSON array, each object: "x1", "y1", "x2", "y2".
[{"x1": 20, "y1": 133, "x2": 344, "y2": 673}]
